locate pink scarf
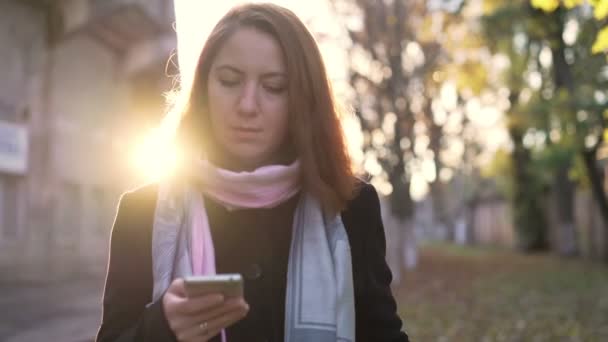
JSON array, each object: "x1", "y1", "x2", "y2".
[{"x1": 189, "y1": 159, "x2": 301, "y2": 275}]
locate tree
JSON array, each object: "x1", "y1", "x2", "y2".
[
  {"x1": 335, "y1": 0, "x2": 418, "y2": 276},
  {"x1": 330, "y1": 0, "x2": 465, "y2": 274},
  {"x1": 531, "y1": 0, "x2": 608, "y2": 54},
  {"x1": 481, "y1": 0, "x2": 608, "y2": 255},
  {"x1": 481, "y1": 0, "x2": 552, "y2": 250},
  {"x1": 530, "y1": 0, "x2": 608, "y2": 260},
  {"x1": 333, "y1": 0, "x2": 498, "y2": 259}
]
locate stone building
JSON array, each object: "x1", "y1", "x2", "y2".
[{"x1": 0, "y1": 0, "x2": 176, "y2": 281}]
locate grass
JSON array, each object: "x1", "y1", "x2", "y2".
[{"x1": 394, "y1": 243, "x2": 608, "y2": 342}]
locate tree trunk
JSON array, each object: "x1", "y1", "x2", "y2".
[
  {"x1": 581, "y1": 148, "x2": 608, "y2": 262},
  {"x1": 466, "y1": 195, "x2": 478, "y2": 245},
  {"x1": 549, "y1": 8, "x2": 578, "y2": 256},
  {"x1": 508, "y1": 88, "x2": 548, "y2": 250},
  {"x1": 387, "y1": 165, "x2": 417, "y2": 276},
  {"x1": 381, "y1": 196, "x2": 417, "y2": 286},
  {"x1": 429, "y1": 180, "x2": 452, "y2": 240},
  {"x1": 551, "y1": 165, "x2": 578, "y2": 256},
  {"x1": 510, "y1": 124, "x2": 548, "y2": 250},
  {"x1": 387, "y1": 0, "x2": 418, "y2": 274},
  {"x1": 427, "y1": 109, "x2": 453, "y2": 240}
]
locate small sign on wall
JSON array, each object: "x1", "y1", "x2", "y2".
[{"x1": 0, "y1": 121, "x2": 28, "y2": 175}]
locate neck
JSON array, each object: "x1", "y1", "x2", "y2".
[{"x1": 207, "y1": 149, "x2": 295, "y2": 172}]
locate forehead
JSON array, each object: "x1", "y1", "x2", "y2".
[{"x1": 212, "y1": 27, "x2": 286, "y2": 72}]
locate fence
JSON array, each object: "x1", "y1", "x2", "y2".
[{"x1": 469, "y1": 191, "x2": 606, "y2": 260}]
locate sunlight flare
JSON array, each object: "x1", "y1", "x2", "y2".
[{"x1": 130, "y1": 128, "x2": 182, "y2": 182}]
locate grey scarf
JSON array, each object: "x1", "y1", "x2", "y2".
[{"x1": 150, "y1": 161, "x2": 355, "y2": 341}]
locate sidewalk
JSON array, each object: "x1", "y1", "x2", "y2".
[{"x1": 0, "y1": 275, "x2": 104, "y2": 342}]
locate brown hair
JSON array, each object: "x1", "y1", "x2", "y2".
[{"x1": 174, "y1": 3, "x2": 357, "y2": 213}]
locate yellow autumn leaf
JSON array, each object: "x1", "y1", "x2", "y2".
[
  {"x1": 531, "y1": 0, "x2": 560, "y2": 11},
  {"x1": 591, "y1": 26, "x2": 608, "y2": 53},
  {"x1": 563, "y1": 0, "x2": 584, "y2": 8},
  {"x1": 483, "y1": 0, "x2": 503, "y2": 15},
  {"x1": 593, "y1": 0, "x2": 608, "y2": 20}
]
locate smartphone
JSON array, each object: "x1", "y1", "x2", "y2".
[{"x1": 183, "y1": 274, "x2": 244, "y2": 298}]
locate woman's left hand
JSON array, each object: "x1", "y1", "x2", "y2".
[
  {"x1": 162, "y1": 278, "x2": 249, "y2": 342},
  {"x1": 189, "y1": 296, "x2": 250, "y2": 341}
]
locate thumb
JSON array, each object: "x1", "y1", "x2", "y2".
[{"x1": 168, "y1": 278, "x2": 186, "y2": 297}]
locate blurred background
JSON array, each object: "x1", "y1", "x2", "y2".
[{"x1": 0, "y1": 0, "x2": 606, "y2": 341}]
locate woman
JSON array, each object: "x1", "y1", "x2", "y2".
[{"x1": 96, "y1": 3, "x2": 408, "y2": 342}]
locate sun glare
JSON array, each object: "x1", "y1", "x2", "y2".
[
  {"x1": 173, "y1": 0, "x2": 336, "y2": 84},
  {"x1": 131, "y1": 129, "x2": 182, "y2": 182}
]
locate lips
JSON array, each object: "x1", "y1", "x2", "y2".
[
  {"x1": 230, "y1": 126, "x2": 262, "y2": 140},
  {"x1": 233, "y1": 126, "x2": 262, "y2": 133}
]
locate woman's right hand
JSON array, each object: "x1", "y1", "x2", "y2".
[{"x1": 162, "y1": 278, "x2": 249, "y2": 342}]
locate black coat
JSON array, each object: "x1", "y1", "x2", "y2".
[{"x1": 95, "y1": 182, "x2": 409, "y2": 342}]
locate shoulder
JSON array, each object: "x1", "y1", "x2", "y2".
[
  {"x1": 343, "y1": 179, "x2": 381, "y2": 215},
  {"x1": 114, "y1": 182, "x2": 160, "y2": 223},
  {"x1": 109, "y1": 183, "x2": 161, "y2": 254},
  {"x1": 340, "y1": 179, "x2": 383, "y2": 243}
]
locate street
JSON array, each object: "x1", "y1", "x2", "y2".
[{"x1": 0, "y1": 275, "x2": 104, "y2": 342}]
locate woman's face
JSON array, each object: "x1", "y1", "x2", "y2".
[{"x1": 207, "y1": 27, "x2": 289, "y2": 171}]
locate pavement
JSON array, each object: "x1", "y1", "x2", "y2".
[{"x1": 0, "y1": 275, "x2": 104, "y2": 342}]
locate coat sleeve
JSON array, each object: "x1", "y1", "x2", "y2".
[
  {"x1": 355, "y1": 184, "x2": 410, "y2": 341},
  {"x1": 95, "y1": 192, "x2": 177, "y2": 342}
]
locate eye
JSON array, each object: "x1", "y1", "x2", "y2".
[
  {"x1": 263, "y1": 84, "x2": 287, "y2": 94},
  {"x1": 219, "y1": 78, "x2": 240, "y2": 87}
]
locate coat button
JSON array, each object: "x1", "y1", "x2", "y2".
[{"x1": 244, "y1": 263, "x2": 263, "y2": 280}]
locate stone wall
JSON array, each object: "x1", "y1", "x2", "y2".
[{"x1": 0, "y1": 0, "x2": 176, "y2": 281}]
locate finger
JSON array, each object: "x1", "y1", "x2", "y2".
[
  {"x1": 163, "y1": 293, "x2": 224, "y2": 316},
  {"x1": 178, "y1": 300, "x2": 249, "y2": 341},
  {"x1": 174, "y1": 321, "x2": 208, "y2": 342},
  {"x1": 174, "y1": 298, "x2": 246, "y2": 331},
  {"x1": 176, "y1": 319, "x2": 217, "y2": 342},
  {"x1": 177, "y1": 294, "x2": 225, "y2": 315},
  {"x1": 190, "y1": 297, "x2": 248, "y2": 325},
  {"x1": 202, "y1": 305, "x2": 249, "y2": 339}
]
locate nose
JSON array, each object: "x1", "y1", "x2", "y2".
[{"x1": 237, "y1": 81, "x2": 258, "y2": 117}]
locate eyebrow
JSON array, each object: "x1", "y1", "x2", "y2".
[{"x1": 214, "y1": 65, "x2": 287, "y2": 79}]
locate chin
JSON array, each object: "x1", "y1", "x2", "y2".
[{"x1": 227, "y1": 150, "x2": 268, "y2": 168}]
